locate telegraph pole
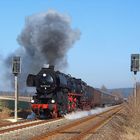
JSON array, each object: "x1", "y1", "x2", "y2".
[{"x1": 12, "y1": 56, "x2": 21, "y2": 121}]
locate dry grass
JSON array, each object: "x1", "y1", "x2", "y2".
[
  {"x1": 0, "y1": 107, "x2": 12, "y2": 119},
  {"x1": 103, "y1": 88, "x2": 140, "y2": 140},
  {"x1": 91, "y1": 87, "x2": 140, "y2": 140},
  {"x1": 120, "y1": 88, "x2": 140, "y2": 140}
]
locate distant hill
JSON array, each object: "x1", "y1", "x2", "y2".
[{"x1": 109, "y1": 88, "x2": 133, "y2": 98}]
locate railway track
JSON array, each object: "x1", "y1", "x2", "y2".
[
  {"x1": 33, "y1": 105, "x2": 122, "y2": 140},
  {"x1": 0, "y1": 119, "x2": 38, "y2": 129},
  {"x1": 0, "y1": 120, "x2": 45, "y2": 134},
  {"x1": 0, "y1": 118, "x2": 62, "y2": 139},
  {"x1": 0, "y1": 105, "x2": 122, "y2": 140}
]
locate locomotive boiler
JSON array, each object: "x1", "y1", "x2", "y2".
[{"x1": 27, "y1": 65, "x2": 122, "y2": 119}]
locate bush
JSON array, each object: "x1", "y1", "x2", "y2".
[{"x1": 0, "y1": 107, "x2": 12, "y2": 119}]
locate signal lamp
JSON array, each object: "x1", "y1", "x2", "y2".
[
  {"x1": 31, "y1": 99, "x2": 35, "y2": 103},
  {"x1": 51, "y1": 99, "x2": 55, "y2": 103}
]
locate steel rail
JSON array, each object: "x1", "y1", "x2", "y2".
[
  {"x1": 0, "y1": 118, "x2": 61, "y2": 135},
  {"x1": 70, "y1": 107, "x2": 122, "y2": 140},
  {"x1": 33, "y1": 105, "x2": 122, "y2": 140}
]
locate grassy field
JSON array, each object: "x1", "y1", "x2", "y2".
[
  {"x1": 0, "y1": 99, "x2": 31, "y2": 119},
  {"x1": 0, "y1": 99, "x2": 31, "y2": 110}
]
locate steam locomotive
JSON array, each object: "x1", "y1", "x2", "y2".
[{"x1": 27, "y1": 65, "x2": 122, "y2": 119}]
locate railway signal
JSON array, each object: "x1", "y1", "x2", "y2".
[
  {"x1": 131, "y1": 54, "x2": 140, "y2": 75},
  {"x1": 131, "y1": 54, "x2": 140, "y2": 105},
  {"x1": 12, "y1": 56, "x2": 21, "y2": 121}
]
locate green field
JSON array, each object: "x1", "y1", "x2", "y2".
[{"x1": 0, "y1": 99, "x2": 31, "y2": 111}]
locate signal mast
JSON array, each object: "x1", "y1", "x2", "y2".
[
  {"x1": 12, "y1": 56, "x2": 21, "y2": 121},
  {"x1": 131, "y1": 54, "x2": 140, "y2": 104}
]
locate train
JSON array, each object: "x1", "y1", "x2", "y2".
[{"x1": 27, "y1": 65, "x2": 123, "y2": 119}]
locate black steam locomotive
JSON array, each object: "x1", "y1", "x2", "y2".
[{"x1": 27, "y1": 65, "x2": 122, "y2": 119}]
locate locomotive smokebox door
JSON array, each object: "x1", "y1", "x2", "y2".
[
  {"x1": 12, "y1": 56, "x2": 21, "y2": 75},
  {"x1": 131, "y1": 54, "x2": 140, "y2": 75}
]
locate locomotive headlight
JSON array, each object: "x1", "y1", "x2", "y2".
[
  {"x1": 43, "y1": 73, "x2": 47, "y2": 77},
  {"x1": 51, "y1": 99, "x2": 55, "y2": 103},
  {"x1": 31, "y1": 99, "x2": 35, "y2": 103}
]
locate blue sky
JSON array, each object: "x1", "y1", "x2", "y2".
[{"x1": 0, "y1": 0, "x2": 140, "y2": 89}]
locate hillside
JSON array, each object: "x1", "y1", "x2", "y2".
[{"x1": 109, "y1": 88, "x2": 133, "y2": 98}]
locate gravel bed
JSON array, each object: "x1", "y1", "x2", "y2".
[{"x1": 84, "y1": 111, "x2": 123, "y2": 140}]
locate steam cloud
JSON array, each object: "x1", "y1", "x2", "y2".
[
  {"x1": 64, "y1": 106, "x2": 112, "y2": 120},
  {"x1": 3, "y1": 10, "x2": 81, "y2": 92}
]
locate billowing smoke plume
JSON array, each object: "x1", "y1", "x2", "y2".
[
  {"x1": 3, "y1": 10, "x2": 81, "y2": 92},
  {"x1": 18, "y1": 10, "x2": 80, "y2": 70}
]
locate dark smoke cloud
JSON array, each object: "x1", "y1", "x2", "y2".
[
  {"x1": 18, "y1": 10, "x2": 80, "y2": 69},
  {"x1": 3, "y1": 10, "x2": 81, "y2": 92}
]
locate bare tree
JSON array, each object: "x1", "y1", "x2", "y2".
[{"x1": 101, "y1": 85, "x2": 108, "y2": 91}]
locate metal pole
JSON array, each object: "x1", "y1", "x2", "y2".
[
  {"x1": 15, "y1": 75, "x2": 18, "y2": 121},
  {"x1": 133, "y1": 74, "x2": 137, "y2": 106}
]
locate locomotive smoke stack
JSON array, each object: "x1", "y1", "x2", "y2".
[
  {"x1": 43, "y1": 64, "x2": 54, "y2": 70},
  {"x1": 43, "y1": 64, "x2": 50, "y2": 68}
]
